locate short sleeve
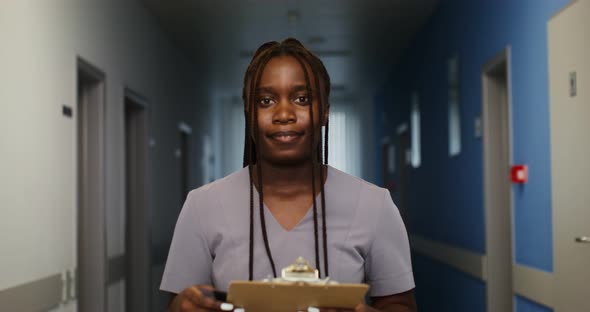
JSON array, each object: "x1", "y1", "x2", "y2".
[
  {"x1": 160, "y1": 190, "x2": 213, "y2": 294},
  {"x1": 365, "y1": 189, "x2": 415, "y2": 297}
]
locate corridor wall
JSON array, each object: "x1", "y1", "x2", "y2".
[
  {"x1": 373, "y1": 0, "x2": 571, "y2": 311},
  {"x1": 0, "y1": 0, "x2": 211, "y2": 311}
]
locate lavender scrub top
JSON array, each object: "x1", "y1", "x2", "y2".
[{"x1": 160, "y1": 166, "x2": 415, "y2": 297}]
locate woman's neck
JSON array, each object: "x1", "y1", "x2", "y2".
[{"x1": 253, "y1": 161, "x2": 326, "y2": 197}]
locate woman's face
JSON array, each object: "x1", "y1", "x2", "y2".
[{"x1": 253, "y1": 55, "x2": 327, "y2": 165}]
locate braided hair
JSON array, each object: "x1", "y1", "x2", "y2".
[{"x1": 241, "y1": 38, "x2": 331, "y2": 280}]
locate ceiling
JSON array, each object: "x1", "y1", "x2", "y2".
[{"x1": 141, "y1": 0, "x2": 439, "y2": 98}]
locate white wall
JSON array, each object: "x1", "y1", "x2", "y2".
[{"x1": 0, "y1": 0, "x2": 210, "y2": 311}]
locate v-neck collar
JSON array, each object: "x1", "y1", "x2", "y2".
[{"x1": 253, "y1": 165, "x2": 332, "y2": 232}]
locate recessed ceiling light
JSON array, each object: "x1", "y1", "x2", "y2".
[{"x1": 287, "y1": 10, "x2": 300, "y2": 24}]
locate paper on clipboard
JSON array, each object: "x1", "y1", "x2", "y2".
[{"x1": 227, "y1": 281, "x2": 369, "y2": 312}]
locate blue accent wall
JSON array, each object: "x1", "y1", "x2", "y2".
[
  {"x1": 516, "y1": 295, "x2": 553, "y2": 312},
  {"x1": 373, "y1": 0, "x2": 570, "y2": 310}
]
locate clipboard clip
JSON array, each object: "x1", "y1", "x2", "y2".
[
  {"x1": 281, "y1": 257, "x2": 318, "y2": 281},
  {"x1": 262, "y1": 257, "x2": 337, "y2": 285}
]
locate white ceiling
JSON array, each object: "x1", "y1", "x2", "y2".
[{"x1": 142, "y1": 0, "x2": 439, "y2": 97}]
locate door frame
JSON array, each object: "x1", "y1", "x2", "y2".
[
  {"x1": 77, "y1": 57, "x2": 107, "y2": 311},
  {"x1": 481, "y1": 47, "x2": 515, "y2": 312},
  {"x1": 396, "y1": 123, "x2": 410, "y2": 227},
  {"x1": 123, "y1": 87, "x2": 151, "y2": 312},
  {"x1": 178, "y1": 121, "x2": 193, "y2": 206}
]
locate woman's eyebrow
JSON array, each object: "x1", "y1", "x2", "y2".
[
  {"x1": 290, "y1": 85, "x2": 309, "y2": 93},
  {"x1": 256, "y1": 85, "x2": 310, "y2": 94},
  {"x1": 255, "y1": 86, "x2": 276, "y2": 94}
]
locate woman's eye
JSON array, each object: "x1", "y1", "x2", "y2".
[
  {"x1": 259, "y1": 98, "x2": 274, "y2": 106},
  {"x1": 294, "y1": 96, "x2": 309, "y2": 104}
]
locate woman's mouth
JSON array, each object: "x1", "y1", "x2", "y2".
[{"x1": 270, "y1": 131, "x2": 303, "y2": 143}]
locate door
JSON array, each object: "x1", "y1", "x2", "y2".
[
  {"x1": 397, "y1": 128, "x2": 410, "y2": 226},
  {"x1": 482, "y1": 49, "x2": 513, "y2": 312},
  {"x1": 77, "y1": 59, "x2": 106, "y2": 312},
  {"x1": 381, "y1": 138, "x2": 395, "y2": 193},
  {"x1": 548, "y1": 1, "x2": 590, "y2": 311},
  {"x1": 124, "y1": 91, "x2": 150, "y2": 312}
]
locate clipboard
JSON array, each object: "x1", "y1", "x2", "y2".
[{"x1": 227, "y1": 281, "x2": 369, "y2": 312}]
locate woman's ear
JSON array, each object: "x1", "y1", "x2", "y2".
[{"x1": 322, "y1": 103, "x2": 330, "y2": 126}]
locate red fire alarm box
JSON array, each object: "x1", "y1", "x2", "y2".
[{"x1": 511, "y1": 165, "x2": 528, "y2": 184}]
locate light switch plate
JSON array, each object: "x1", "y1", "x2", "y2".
[{"x1": 570, "y1": 71, "x2": 577, "y2": 97}]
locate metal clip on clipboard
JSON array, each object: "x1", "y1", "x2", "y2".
[{"x1": 260, "y1": 256, "x2": 337, "y2": 285}]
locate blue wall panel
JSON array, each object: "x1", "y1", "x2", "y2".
[{"x1": 516, "y1": 295, "x2": 553, "y2": 312}]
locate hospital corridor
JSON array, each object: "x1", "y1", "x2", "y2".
[{"x1": 0, "y1": 0, "x2": 589, "y2": 311}]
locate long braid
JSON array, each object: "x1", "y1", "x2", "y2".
[
  {"x1": 248, "y1": 169, "x2": 255, "y2": 279},
  {"x1": 310, "y1": 58, "x2": 330, "y2": 278},
  {"x1": 309, "y1": 54, "x2": 330, "y2": 278},
  {"x1": 244, "y1": 68, "x2": 254, "y2": 279},
  {"x1": 293, "y1": 47, "x2": 331, "y2": 277},
  {"x1": 321, "y1": 118, "x2": 329, "y2": 276},
  {"x1": 245, "y1": 43, "x2": 279, "y2": 280},
  {"x1": 246, "y1": 58, "x2": 256, "y2": 281},
  {"x1": 246, "y1": 113, "x2": 255, "y2": 280},
  {"x1": 252, "y1": 47, "x2": 279, "y2": 278},
  {"x1": 246, "y1": 59, "x2": 258, "y2": 280},
  {"x1": 291, "y1": 53, "x2": 321, "y2": 276}
]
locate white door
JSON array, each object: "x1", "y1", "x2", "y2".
[{"x1": 548, "y1": 1, "x2": 590, "y2": 311}]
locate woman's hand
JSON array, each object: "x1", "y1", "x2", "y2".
[
  {"x1": 310, "y1": 304, "x2": 378, "y2": 312},
  {"x1": 310, "y1": 291, "x2": 417, "y2": 312},
  {"x1": 168, "y1": 285, "x2": 236, "y2": 312},
  {"x1": 353, "y1": 303, "x2": 381, "y2": 311}
]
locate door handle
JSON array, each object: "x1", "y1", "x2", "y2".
[{"x1": 575, "y1": 236, "x2": 590, "y2": 243}]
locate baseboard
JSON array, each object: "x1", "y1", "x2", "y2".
[
  {"x1": 410, "y1": 234, "x2": 487, "y2": 281},
  {"x1": 0, "y1": 274, "x2": 63, "y2": 312}
]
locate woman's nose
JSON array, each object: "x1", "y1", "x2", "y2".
[{"x1": 273, "y1": 99, "x2": 296, "y2": 124}]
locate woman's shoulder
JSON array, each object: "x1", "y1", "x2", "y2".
[
  {"x1": 326, "y1": 166, "x2": 394, "y2": 219},
  {"x1": 185, "y1": 167, "x2": 249, "y2": 204},
  {"x1": 327, "y1": 165, "x2": 389, "y2": 198}
]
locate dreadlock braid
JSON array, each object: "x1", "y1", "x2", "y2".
[
  {"x1": 293, "y1": 49, "x2": 331, "y2": 277},
  {"x1": 243, "y1": 42, "x2": 279, "y2": 280},
  {"x1": 242, "y1": 38, "x2": 332, "y2": 280},
  {"x1": 290, "y1": 52, "x2": 322, "y2": 276},
  {"x1": 251, "y1": 46, "x2": 280, "y2": 278},
  {"x1": 288, "y1": 46, "x2": 332, "y2": 277}
]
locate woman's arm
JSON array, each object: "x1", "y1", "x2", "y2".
[
  {"x1": 368, "y1": 289, "x2": 417, "y2": 312},
  {"x1": 317, "y1": 289, "x2": 417, "y2": 312},
  {"x1": 165, "y1": 286, "x2": 231, "y2": 312},
  {"x1": 359, "y1": 190, "x2": 415, "y2": 312}
]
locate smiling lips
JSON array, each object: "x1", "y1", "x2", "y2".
[{"x1": 269, "y1": 131, "x2": 303, "y2": 143}]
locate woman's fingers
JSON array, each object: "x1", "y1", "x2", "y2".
[
  {"x1": 309, "y1": 307, "x2": 354, "y2": 312},
  {"x1": 219, "y1": 302, "x2": 235, "y2": 311},
  {"x1": 183, "y1": 285, "x2": 233, "y2": 311},
  {"x1": 184, "y1": 286, "x2": 215, "y2": 308},
  {"x1": 354, "y1": 303, "x2": 379, "y2": 312}
]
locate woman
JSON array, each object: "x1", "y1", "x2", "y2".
[{"x1": 161, "y1": 38, "x2": 416, "y2": 312}]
